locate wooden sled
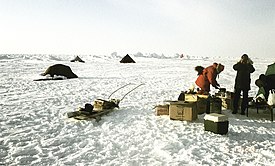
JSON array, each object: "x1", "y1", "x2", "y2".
[
  {"x1": 67, "y1": 108, "x2": 116, "y2": 121},
  {"x1": 67, "y1": 83, "x2": 144, "y2": 121}
]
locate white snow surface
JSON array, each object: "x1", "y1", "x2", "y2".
[{"x1": 0, "y1": 54, "x2": 275, "y2": 166}]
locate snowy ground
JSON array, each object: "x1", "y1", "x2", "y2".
[{"x1": 0, "y1": 54, "x2": 274, "y2": 166}]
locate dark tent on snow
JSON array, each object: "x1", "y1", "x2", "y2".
[
  {"x1": 120, "y1": 54, "x2": 136, "y2": 63},
  {"x1": 71, "y1": 56, "x2": 85, "y2": 63},
  {"x1": 33, "y1": 64, "x2": 78, "y2": 81}
]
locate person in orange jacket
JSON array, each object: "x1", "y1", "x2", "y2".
[{"x1": 195, "y1": 63, "x2": 224, "y2": 94}]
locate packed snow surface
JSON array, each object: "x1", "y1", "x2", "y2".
[{"x1": 0, "y1": 54, "x2": 275, "y2": 165}]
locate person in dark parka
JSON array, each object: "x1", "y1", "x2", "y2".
[{"x1": 233, "y1": 54, "x2": 255, "y2": 114}]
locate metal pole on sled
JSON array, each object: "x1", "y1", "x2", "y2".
[
  {"x1": 119, "y1": 83, "x2": 145, "y2": 102},
  {"x1": 108, "y1": 83, "x2": 133, "y2": 99},
  {"x1": 107, "y1": 83, "x2": 145, "y2": 102}
]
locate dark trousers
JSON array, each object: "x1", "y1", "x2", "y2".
[{"x1": 233, "y1": 88, "x2": 249, "y2": 113}]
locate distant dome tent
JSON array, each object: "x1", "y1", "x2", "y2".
[
  {"x1": 120, "y1": 54, "x2": 136, "y2": 63},
  {"x1": 71, "y1": 56, "x2": 85, "y2": 63}
]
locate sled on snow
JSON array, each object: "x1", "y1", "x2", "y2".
[
  {"x1": 67, "y1": 106, "x2": 115, "y2": 121},
  {"x1": 67, "y1": 83, "x2": 144, "y2": 121}
]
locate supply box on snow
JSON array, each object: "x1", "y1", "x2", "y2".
[
  {"x1": 169, "y1": 101, "x2": 197, "y2": 121},
  {"x1": 204, "y1": 113, "x2": 229, "y2": 135}
]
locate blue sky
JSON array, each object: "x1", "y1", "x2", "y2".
[{"x1": 0, "y1": 0, "x2": 274, "y2": 57}]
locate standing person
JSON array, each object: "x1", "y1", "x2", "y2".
[
  {"x1": 232, "y1": 54, "x2": 255, "y2": 114},
  {"x1": 195, "y1": 63, "x2": 224, "y2": 94}
]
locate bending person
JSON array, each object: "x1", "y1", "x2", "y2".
[
  {"x1": 257, "y1": 62, "x2": 275, "y2": 97},
  {"x1": 195, "y1": 63, "x2": 224, "y2": 94},
  {"x1": 255, "y1": 74, "x2": 275, "y2": 100}
]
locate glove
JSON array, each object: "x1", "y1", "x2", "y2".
[
  {"x1": 247, "y1": 58, "x2": 253, "y2": 65},
  {"x1": 215, "y1": 83, "x2": 220, "y2": 89},
  {"x1": 215, "y1": 86, "x2": 220, "y2": 89}
]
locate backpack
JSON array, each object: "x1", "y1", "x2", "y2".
[{"x1": 84, "y1": 103, "x2": 94, "y2": 112}]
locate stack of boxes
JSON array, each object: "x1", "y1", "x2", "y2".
[
  {"x1": 155, "y1": 93, "x2": 209, "y2": 121},
  {"x1": 215, "y1": 89, "x2": 234, "y2": 110},
  {"x1": 185, "y1": 94, "x2": 209, "y2": 115},
  {"x1": 155, "y1": 92, "x2": 229, "y2": 134},
  {"x1": 155, "y1": 101, "x2": 197, "y2": 121}
]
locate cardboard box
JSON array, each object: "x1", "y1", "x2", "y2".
[
  {"x1": 210, "y1": 97, "x2": 222, "y2": 114},
  {"x1": 93, "y1": 99, "x2": 117, "y2": 111},
  {"x1": 220, "y1": 97, "x2": 242, "y2": 110},
  {"x1": 185, "y1": 94, "x2": 208, "y2": 102},
  {"x1": 196, "y1": 97, "x2": 208, "y2": 114},
  {"x1": 184, "y1": 94, "x2": 198, "y2": 102},
  {"x1": 93, "y1": 99, "x2": 105, "y2": 111},
  {"x1": 215, "y1": 91, "x2": 233, "y2": 99},
  {"x1": 185, "y1": 94, "x2": 209, "y2": 114},
  {"x1": 221, "y1": 98, "x2": 233, "y2": 110},
  {"x1": 204, "y1": 113, "x2": 229, "y2": 135},
  {"x1": 169, "y1": 101, "x2": 197, "y2": 121},
  {"x1": 216, "y1": 91, "x2": 232, "y2": 109},
  {"x1": 155, "y1": 105, "x2": 169, "y2": 116}
]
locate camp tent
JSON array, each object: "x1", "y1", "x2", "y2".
[
  {"x1": 120, "y1": 54, "x2": 136, "y2": 63},
  {"x1": 265, "y1": 63, "x2": 275, "y2": 75},
  {"x1": 71, "y1": 56, "x2": 85, "y2": 63}
]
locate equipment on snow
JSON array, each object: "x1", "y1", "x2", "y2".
[{"x1": 67, "y1": 83, "x2": 144, "y2": 121}]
